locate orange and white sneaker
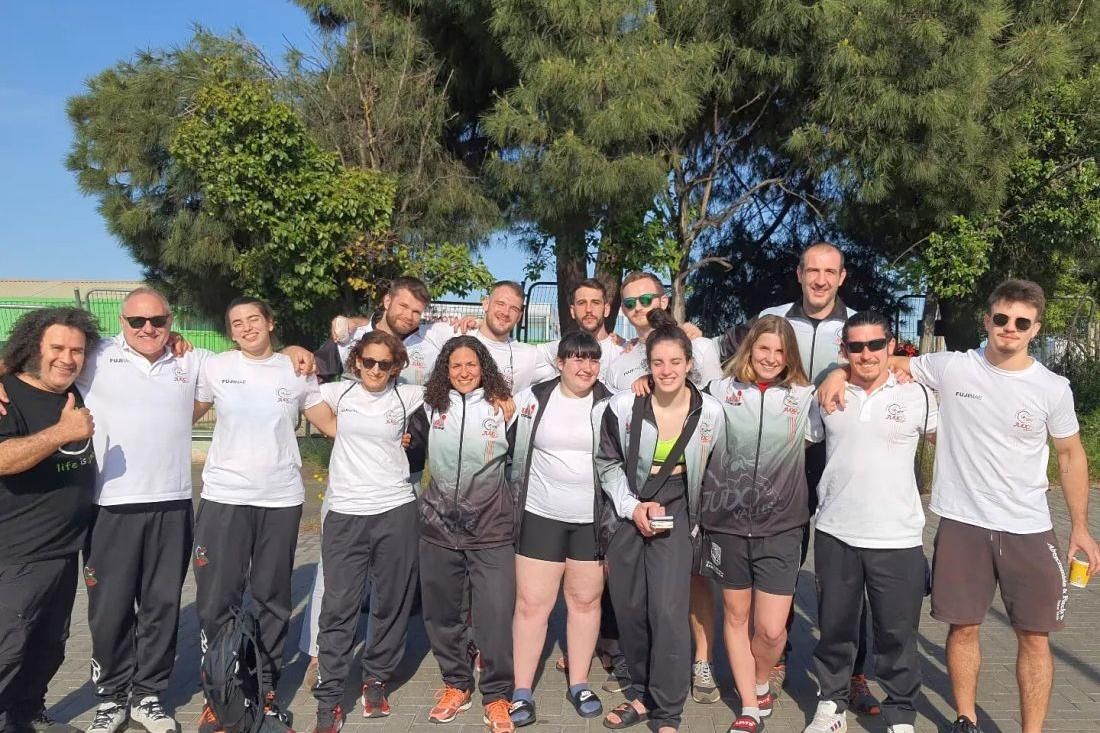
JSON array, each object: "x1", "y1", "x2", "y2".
[
  {"x1": 361, "y1": 677, "x2": 391, "y2": 718},
  {"x1": 197, "y1": 704, "x2": 224, "y2": 733},
  {"x1": 428, "y1": 687, "x2": 472, "y2": 724},
  {"x1": 483, "y1": 699, "x2": 515, "y2": 733}
]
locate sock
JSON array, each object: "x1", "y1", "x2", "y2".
[
  {"x1": 568, "y1": 683, "x2": 590, "y2": 697},
  {"x1": 741, "y1": 706, "x2": 761, "y2": 722},
  {"x1": 755, "y1": 682, "x2": 770, "y2": 697},
  {"x1": 512, "y1": 688, "x2": 533, "y2": 703}
]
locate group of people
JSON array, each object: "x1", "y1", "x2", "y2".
[{"x1": 0, "y1": 242, "x2": 1097, "y2": 733}]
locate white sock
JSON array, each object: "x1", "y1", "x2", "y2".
[
  {"x1": 755, "y1": 682, "x2": 770, "y2": 697},
  {"x1": 741, "y1": 706, "x2": 761, "y2": 722}
]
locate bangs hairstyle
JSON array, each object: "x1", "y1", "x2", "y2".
[
  {"x1": 841, "y1": 310, "x2": 893, "y2": 342},
  {"x1": 224, "y1": 296, "x2": 275, "y2": 334},
  {"x1": 645, "y1": 309, "x2": 692, "y2": 364},
  {"x1": 557, "y1": 331, "x2": 602, "y2": 361},
  {"x1": 423, "y1": 335, "x2": 513, "y2": 413},
  {"x1": 2, "y1": 307, "x2": 101, "y2": 375},
  {"x1": 988, "y1": 278, "x2": 1046, "y2": 321},
  {"x1": 725, "y1": 315, "x2": 809, "y2": 388},
  {"x1": 346, "y1": 329, "x2": 408, "y2": 378}
]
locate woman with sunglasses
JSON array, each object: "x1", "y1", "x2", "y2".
[
  {"x1": 697, "y1": 315, "x2": 822, "y2": 733},
  {"x1": 594, "y1": 309, "x2": 726, "y2": 733},
  {"x1": 507, "y1": 332, "x2": 613, "y2": 726},
  {"x1": 406, "y1": 335, "x2": 518, "y2": 733},
  {"x1": 305, "y1": 329, "x2": 427, "y2": 732},
  {"x1": 191, "y1": 297, "x2": 333, "y2": 725}
]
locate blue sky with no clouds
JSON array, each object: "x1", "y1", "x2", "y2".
[{"x1": 0, "y1": 1, "x2": 523, "y2": 287}]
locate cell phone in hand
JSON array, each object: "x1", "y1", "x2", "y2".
[{"x1": 650, "y1": 515, "x2": 674, "y2": 530}]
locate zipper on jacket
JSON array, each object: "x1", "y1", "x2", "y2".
[
  {"x1": 808, "y1": 320, "x2": 820, "y2": 379},
  {"x1": 748, "y1": 389, "x2": 766, "y2": 537},
  {"x1": 452, "y1": 393, "x2": 467, "y2": 549}
]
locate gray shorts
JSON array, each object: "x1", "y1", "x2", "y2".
[
  {"x1": 931, "y1": 517, "x2": 1068, "y2": 633},
  {"x1": 699, "y1": 526, "x2": 805, "y2": 595}
]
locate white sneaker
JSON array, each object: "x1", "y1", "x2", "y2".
[
  {"x1": 887, "y1": 726, "x2": 916, "y2": 733},
  {"x1": 129, "y1": 697, "x2": 178, "y2": 733},
  {"x1": 86, "y1": 703, "x2": 127, "y2": 733},
  {"x1": 803, "y1": 700, "x2": 847, "y2": 733}
]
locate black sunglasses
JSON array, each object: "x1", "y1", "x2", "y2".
[
  {"x1": 845, "y1": 338, "x2": 889, "y2": 353},
  {"x1": 991, "y1": 313, "x2": 1033, "y2": 331},
  {"x1": 124, "y1": 315, "x2": 170, "y2": 329},
  {"x1": 622, "y1": 293, "x2": 660, "y2": 310},
  {"x1": 359, "y1": 358, "x2": 395, "y2": 372}
]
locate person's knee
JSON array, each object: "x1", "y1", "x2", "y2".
[
  {"x1": 754, "y1": 621, "x2": 787, "y2": 647},
  {"x1": 722, "y1": 603, "x2": 750, "y2": 630},
  {"x1": 1015, "y1": 629, "x2": 1051, "y2": 655},
  {"x1": 515, "y1": 591, "x2": 552, "y2": 620},
  {"x1": 564, "y1": 589, "x2": 602, "y2": 615},
  {"x1": 948, "y1": 623, "x2": 981, "y2": 644}
]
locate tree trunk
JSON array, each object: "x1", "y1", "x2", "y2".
[
  {"x1": 670, "y1": 270, "x2": 688, "y2": 323},
  {"x1": 594, "y1": 249, "x2": 624, "y2": 335},
  {"x1": 919, "y1": 293, "x2": 938, "y2": 355},
  {"x1": 553, "y1": 222, "x2": 588, "y2": 336}
]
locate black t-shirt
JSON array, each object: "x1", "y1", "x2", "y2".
[{"x1": 0, "y1": 374, "x2": 97, "y2": 564}]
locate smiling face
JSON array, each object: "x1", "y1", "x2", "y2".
[
  {"x1": 482, "y1": 287, "x2": 524, "y2": 339},
  {"x1": 30, "y1": 324, "x2": 87, "y2": 393},
  {"x1": 119, "y1": 292, "x2": 172, "y2": 360},
  {"x1": 796, "y1": 246, "x2": 846, "y2": 314},
  {"x1": 356, "y1": 342, "x2": 398, "y2": 392},
  {"x1": 620, "y1": 277, "x2": 668, "y2": 333},
  {"x1": 984, "y1": 299, "x2": 1041, "y2": 358},
  {"x1": 448, "y1": 346, "x2": 483, "y2": 395},
  {"x1": 558, "y1": 353, "x2": 599, "y2": 395},
  {"x1": 382, "y1": 287, "x2": 427, "y2": 338},
  {"x1": 570, "y1": 286, "x2": 611, "y2": 337},
  {"x1": 842, "y1": 324, "x2": 893, "y2": 387},
  {"x1": 228, "y1": 303, "x2": 275, "y2": 356},
  {"x1": 750, "y1": 332, "x2": 787, "y2": 382},
  {"x1": 647, "y1": 339, "x2": 691, "y2": 396}
]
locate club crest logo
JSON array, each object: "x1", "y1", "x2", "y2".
[
  {"x1": 1014, "y1": 409, "x2": 1034, "y2": 431},
  {"x1": 432, "y1": 413, "x2": 448, "y2": 430},
  {"x1": 83, "y1": 566, "x2": 97, "y2": 587},
  {"x1": 725, "y1": 388, "x2": 743, "y2": 406},
  {"x1": 194, "y1": 545, "x2": 209, "y2": 568},
  {"x1": 520, "y1": 403, "x2": 538, "y2": 420},
  {"x1": 886, "y1": 403, "x2": 907, "y2": 423},
  {"x1": 481, "y1": 417, "x2": 499, "y2": 440},
  {"x1": 276, "y1": 387, "x2": 293, "y2": 403},
  {"x1": 782, "y1": 393, "x2": 800, "y2": 415},
  {"x1": 174, "y1": 366, "x2": 189, "y2": 384},
  {"x1": 384, "y1": 408, "x2": 404, "y2": 425}
]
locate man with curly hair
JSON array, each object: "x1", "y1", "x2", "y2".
[{"x1": 0, "y1": 307, "x2": 99, "y2": 733}]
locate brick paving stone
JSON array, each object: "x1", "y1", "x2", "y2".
[{"x1": 42, "y1": 491, "x2": 1099, "y2": 733}]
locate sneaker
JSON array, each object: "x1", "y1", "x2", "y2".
[
  {"x1": 768, "y1": 663, "x2": 786, "y2": 698},
  {"x1": 429, "y1": 687, "x2": 472, "y2": 724},
  {"x1": 305, "y1": 658, "x2": 320, "y2": 691},
  {"x1": 483, "y1": 700, "x2": 515, "y2": 733},
  {"x1": 129, "y1": 697, "x2": 177, "y2": 733},
  {"x1": 848, "y1": 675, "x2": 881, "y2": 715},
  {"x1": 692, "y1": 660, "x2": 720, "y2": 703},
  {"x1": 26, "y1": 707, "x2": 79, "y2": 733},
  {"x1": 361, "y1": 677, "x2": 391, "y2": 718},
  {"x1": 197, "y1": 705, "x2": 223, "y2": 733},
  {"x1": 803, "y1": 700, "x2": 846, "y2": 733},
  {"x1": 86, "y1": 704, "x2": 127, "y2": 733},
  {"x1": 887, "y1": 725, "x2": 915, "y2": 733},
  {"x1": 946, "y1": 716, "x2": 980, "y2": 733},
  {"x1": 313, "y1": 705, "x2": 344, "y2": 733},
  {"x1": 757, "y1": 687, "x2": 778, "y2": 718},
  {"x1": 263, "y1": 691, "x2": 291, "y2": 725}
]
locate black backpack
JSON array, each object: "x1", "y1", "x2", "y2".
[{"x1": 200, "y1": 606, "x2": 293, "y2": 733}]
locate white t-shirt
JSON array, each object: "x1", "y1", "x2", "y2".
[
  {"x1": 532, "y1": 334, "x2": 625, "y2": 384},
  {"x1": 525, "y1": 388, "x2": 596, "y2": 523},
  {"x1": 812, "y1": 376, "x2": 938, "y2": 548},
  {"x1": 604, "y1": 336, "x2": 723, "y2": 392},
  {"x1": 911, "y1": 349, "x2": 1080, "y2": 533},
  {"x1": 77, "y1": 335, "x2": 209, "y2": 506},
  {"x1": 196, "y1": 352, "x2": 323, "y2": 507},
  {"x1": 321, "y1": 381, "x2": 425, "y2": 516},
  {"x1": 474, "y1": 330, "x2": 539, "y2": 392},
  {"x1": 340, "y1": 320, "x2": 453, "y2": 386}
]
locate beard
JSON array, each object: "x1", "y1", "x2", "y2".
[{"x1": 384, "y1": 311, "x2": 419, "y2": 340}]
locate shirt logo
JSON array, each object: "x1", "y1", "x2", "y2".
[
  {"x1": 174, "y1": 366, "x2": 189, "y2": 384},
  {"x1": 384, "y1": 408, "x2": 404, "y2": 425},
  {"x1": 432, "y1": 413, "x2": 448, "y2": 430},
  {"x1": 1013, "y1": 409, "x2": 1034, "y2": 431},
  {"x1": 481, "y1": 417, "x2": 499, "y2": 440},
  {"x1": 782, "y1": 393, "x2": 800, "y2": 415},
  {"x1": 221, "y1": 378, "x2": 246, "y2": 385},
  {"x1": 955, "y1": 391, "x2": 983, "y2": 400},
  {"x1": 109, "y1": 357, "x2": 127, "y2": 364},
  {"x1": 885, "y1": 403, "x2": 907, "y2": 423},
  {"x1": 520, "y1": 403, "x2": 537, "y2": 420},
  {"x1": 725, "y1": 389, "x2": 743, "y2": 406},
  {"x1": 276, "y1": 387, "x2": 293, "y2": 403},
  {"x1": 700, "y1": 422, "x2": 713, "y2": 445}
]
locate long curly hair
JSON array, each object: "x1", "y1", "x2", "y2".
[
  {"x1": 3, "y1": 308, "x2": 101, "y2": 375},
  {"x1": 423, "y1": 335, "x2": 512, "y2": 413}
]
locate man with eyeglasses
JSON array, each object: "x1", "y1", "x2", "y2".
[
  {"x1": 819, "y1": 279, "x2": 1100, "y2": 733},
  {"x1": 803, "y1": 311, "x2": 936, "y2": 733},
  {"x1": 532, "y1": 278, "x2": 625, "y2": 383},
  {"x1": 0, "y1": 308, "x2": 99, "y2": 733}
]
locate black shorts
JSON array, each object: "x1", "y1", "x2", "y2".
[
  {"x1": 517, "y1": 511, "x2": 597, "y2": 562},
  {"x1": 699, "y1": 526, "x2": 805, "y2": 595}
]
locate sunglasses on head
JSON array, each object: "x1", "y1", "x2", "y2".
[
  {"x1": 991, "y1": 313, "x2": 1033, "y2": 331},
  {"x1": 124, "y1": 315, "x2": 170, "y2": 329},
  {"x1": 622, "y1": 293, "x2": 660, "y2": 310},
  {"x1": 359, "y1": 358, "x2": 394, "y2": 372},
  {"x1": 845, "y1": 338, "x2": 889, "y2": 353}
]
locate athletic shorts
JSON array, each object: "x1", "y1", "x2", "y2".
[
  {"x1": 931, "y1": 517, "x2": 1068, "y2": 633},
  {"x1": 699, "y1": 526, "x2": 805, "y2": 595},
  {"x1": 517, "y1": 511, "x2": 597, "y2": 563}
]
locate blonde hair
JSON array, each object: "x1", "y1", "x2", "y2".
[{"x1": 724, "y1": 315, "x2": 809, "y2": 388}]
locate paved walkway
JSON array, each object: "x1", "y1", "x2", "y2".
[{"x1": 46, "y1": 492, "x2": 1100, "y2": 733}]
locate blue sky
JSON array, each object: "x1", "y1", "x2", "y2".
[{"x1": 0, "y1": 1, "x2": 524, "y2": 286}]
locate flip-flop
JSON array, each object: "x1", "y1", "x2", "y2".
[
  {"x1": 602, "y1": 702, "x2": 647, "y2": 730},
  {"x1": 567, "y1": 687, "x2": 603, "y2": 719},
  {"x1": 509, "y1": 699, "x2": 536, "y2": 727}
]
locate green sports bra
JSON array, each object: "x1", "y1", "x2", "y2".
[{"x1": 653, "y1": 436, "x2": 685, "y2": 465}]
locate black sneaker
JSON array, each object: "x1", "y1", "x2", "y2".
[
  {"x1": 313, "y1": 705, "x2": 344, "y2": 733},
  {"x1": 25, "y1": 707, "x2": 80, "y2": 733},
  {"x1": 361, "y1": 677, "x2": 391, "y2": 718},
  {"x1": 946, "y1": 716, "x2": 980, "y2": 733}
]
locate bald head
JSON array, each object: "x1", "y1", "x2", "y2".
[{"x1": 120, "y1": 286, "x2": 173, "y2": 361}]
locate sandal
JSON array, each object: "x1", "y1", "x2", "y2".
[
  {"x1": 567, "y1": 687, "x2": 603, "y2": 719},
  {"x1": 602, "y1": 702, "x2": 647, "y2": 730},
  {"x1": 727, "y1": 715, "x2": 764, "y2": 733},
  {"x1": 509, "y1": 699, "x2": 536, "y2": 728}
]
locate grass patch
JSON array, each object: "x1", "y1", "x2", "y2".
[{"x1": 299, "y1": 435, "x2": 333, "y2": 474}]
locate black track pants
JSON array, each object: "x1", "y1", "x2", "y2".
[
  {"x1": 193, "y1": 499, "x2": 301, "y2": 691},
  {"x1": 314, "y1": 502, "x2": 419, "y2": 708},
  {"x1": 84, "y1": 500, "x2": 193, "y2": 703}
]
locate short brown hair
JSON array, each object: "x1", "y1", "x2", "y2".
[
  {"x1": 224, "y1": 296, "x2": 275, "y2": 334},
  {"x1": 725, "y1": 315, "x2": 810, "y2": 388},
  {"x1": 572, "y1": 278, "x2": 608, "y2": 302},
  {"x1": 489, "y1": 280, "x2": 525, "y2": 302},
  {"x1": 621, "y1": 271, "x2": 663, "y2": 293},
  {"x1": 988, "y1": 279, "x2": 1046, "y2": 321},
  {"x1": 387, "y1": 276, "x2": 430, "y2": 305},
  {"x1": 346, "y1": 329, "x2": 409, "y2": 379}
]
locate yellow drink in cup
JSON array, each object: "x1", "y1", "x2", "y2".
[{"x1": 1069, "y1": 557, "x2": 1090, "y2": 589}]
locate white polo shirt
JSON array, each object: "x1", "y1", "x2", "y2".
[
  {"x1": 321, "y1": 381, "x2": 425, "y2": 516},
  {"x1": 911, "y1": 349, "x2": 1079, "y2": 533},
  {"x1": 604, "y1": 336, "x2": 723, "y2": 392},
  {"x1": 474, "y1": 330, "x2": 540, "y2": 392},
  {"x1": 340, "y1": 320, "x2": 453, "y2": 386},
  {"x1": 195, "y1": 351, "x2": 323, "y2": 507},
  {"x1": 812, "y1": 375, "x2": 938, "y2": 549},
  {"x1": 77, "y1": 335, "x2": 210, "y2": 506},
  {"x1": 532, "y1": 334, "x2": 625, "y2": 384}
]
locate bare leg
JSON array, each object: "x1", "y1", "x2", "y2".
[
  {"x1": 751, "y1": 591, "x2": 794, "y2": 685},
  {"x1": 690, "y1": 574, "x2": 716, "y2": 662},
  {"x1": 512, "y1": 556, "x2": 565, "y2": 690},
  {"x1": 562, "y1": 559, "x2": 604, "y2": 688},
  {"x1": 721, "y1": 587, "x2": 756, "y2": 707},
  {"x1": 1016, "y1": 630, "x2": 1053, "y2": 733},
  {"x1": 946, "y1": 624, "x2": 982, "y2": 724}
]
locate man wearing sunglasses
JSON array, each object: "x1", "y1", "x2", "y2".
[
  {"x1": 804, "y1": 311, "x2": 937, "y2": 733},
  {"x1": 820, "y1": 279, "x2": 1100, "y2": 733}
]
